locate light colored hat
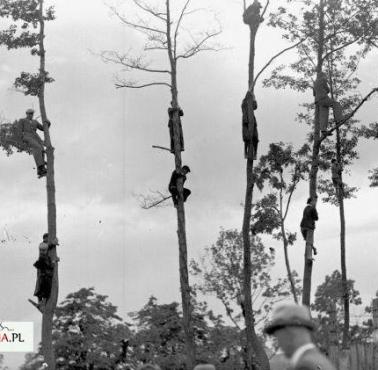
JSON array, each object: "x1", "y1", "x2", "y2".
[
  {"x1": 39, "y1": 242, "x2": 48, "y2": 251},
  {"x1": 264, "y1": 303, "x2": 315, "y2": 335},
  {"x1": 193, "y1": 365, "x2": 216, "y2": 370},
  {"x1": 26, "y1": 108, "x2": 35, "y2": 114}
]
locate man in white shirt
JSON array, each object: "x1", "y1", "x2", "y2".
[{"x1": 264, "y1": 302, "x2": 336, "y2": 370}]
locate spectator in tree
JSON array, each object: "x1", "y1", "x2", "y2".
[
  {"x1": 18, "y1": 109, "x2": 50, "y2": 178},
  {"x1": 241, "y1": 90, "x2": 259, "y2": 159},
  {"x1": 168, "y1": 165, "x2": 191, "y2": 206},
  {"x1": 168, "y1": 104, "x2": 184, "y2": 153},
  {"x1": 243, "y1": 0, "x2": 263, "y2": 26},
  {"x1": 331, "y1": 159, "x2": 343, "y2": 195},
  {"x1": 33, "y1": 233, "x2": 59, "y2": 311},
  {"x1": 313, "y1": 72, "x2": 344, "y2": 137},
  {"x1": 300, "y1": 198, "x2": 318, "y2": 259},
  {"x1": 265, "y1": 303, "x2": 336, "y2": 370}
]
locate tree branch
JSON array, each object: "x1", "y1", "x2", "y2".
[
  {"x1": 321, "y1": 87, "x2": 378, "y2": 141},
  {"x1": 101, "y1": 51, "x2": 171, "y2": 74},
  {"x1": 132, "y1": 0, "x2": 167, "y2": 22},
  {"x1": 176, "y1": 29, "x2": 222, "y2": 59},
  {"x1": 174, "y1": 0, "x2": 191, "y2": 59},
  {"x1": 322, "y1": 36, "x2": 362, "y2": 62},
  {"x1": 253, "y1": 38, "x2": 306, "y2": 88},
  {"x1": 152, "y1": 145, "x2": 171, "y2": 152},
  {"x1": 261, "y1": 0, "x2": 270, "y2": 19},
  {"x1": 109, "y1": 6, "x2": 166, "y2": 35},
  {"x1": 115, "y1": 81, "x2": 171, "y2": 89}
]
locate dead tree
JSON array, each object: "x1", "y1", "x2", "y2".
[{"x1": 103, "y1": 1, "x2": 221, "y2": 367}]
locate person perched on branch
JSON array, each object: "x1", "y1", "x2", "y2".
[
  {"x1": 300, "y1": 198, "x2": 318, "y2": 260},
  {"x1": 243, "y1": 0, "x2": 263, "y2": 27},
  {"x1": 17, "y1": 109, "x2": 50, "y2": 178},
  {"x1": 313, "y1": 72, "x2": 344, "y2": 137},
  {"x1": 168, "y1": 165, "x2": 191, "y2": 206},
  {"x1": 32, "y1": 233, "x2": 59, "y2": 311},
  {"x1": 168, "y1": 105, "x2": 184, "y2": 154},
  {"x1": 241, "y1": 90, "x2": 259, "y2": 159}
]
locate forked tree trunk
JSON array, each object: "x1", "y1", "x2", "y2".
[
  {"x1": 302, "y1": 0, "x2": 325, "y2": 307},
  {"x1": 38, "y1": 1, "x2": 58, "y2": 368},
  {"x1": 166, "y1": 1, "x2": 195, "y2": 367}
]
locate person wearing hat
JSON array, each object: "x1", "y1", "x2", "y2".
[
  {"x1": 193, "y1": 365, "x2": 215, "y2": 370},
  {"x1": 168, "y1": 165, "x2": 191, "y2": 206},
  {"x1": 313, "y1": 72, "x2": 344, "y2": 137},
  {"x1": 265, "y1": 303, "x2": 336, "y2": 370},
  {"x1": 18, "y1": 108, "x2": 51, "y2": 178},
  {"x1": 32, "y1": 233, "x2": 59, "y2": 311}
]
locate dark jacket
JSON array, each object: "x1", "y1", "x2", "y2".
[
  {"x1": 168, "y1": 170, "x2": 186, "y2": 190},
  {"x1": 294, "y1": 347, "x2": 336, "y2": 370},
  {"x1": 300, "y1": 205, "x2": 318, "y2": 230},
  {"x1": 241, "y1": 91, "x2": 258, "y2": 142}
]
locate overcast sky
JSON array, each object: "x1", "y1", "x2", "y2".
[{"x1": 0, "y1": 0, "x2": 377, "y2": 367}]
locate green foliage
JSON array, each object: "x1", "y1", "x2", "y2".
[
  {"x1": 253, "y1": 142, "x2": 309, "y2": 239},
  {"x1": 21, "y1": 288, "x2": 131, "y2": 370},
  {"x1": 190, "y1": 228, "x2": 293, "y2": 328},
  {"x1": 368, "y1": 168, "x2": 378, "y2": 187},
  {"x1": 128, "y1": 296, "x2": 243, "y2": 370},
  {"x1": 0, "y1": 0, "x2": 55, "y2": 97},
  {"x1": 311, "y1": 270, "x2": 367, "y2": 348}
]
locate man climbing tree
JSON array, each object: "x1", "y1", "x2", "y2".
[
  {"x1": 168, "y1": 165, "x2": 191, "y2": 207},
  {"x1": 241, "y1": 90, "x2": 259, "y2": 159},
  {"x1": 313, "y1": 71, "x2": 344, "y2": 137},
  {"x1": 300, "y1": 198, "x2": 319, "y2": 261},
  {"x1": 17, "y1": 108, "x2": 50, "y2": 178},
  {"x1": 168, "y1": 105, "x2": 184, "y2": 154}
]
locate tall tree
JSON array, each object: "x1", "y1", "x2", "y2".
[
  {"x1": 253, "y1": 142, "x2": 309, "y2": 302},
  {"x1": 102, "y1": 1, "x2": 221, "y2": 367},
  {"x1": 0, "y1": 0, "x2": 58, "y2": 367},
  {"x1": 266, "y1": 0, "x2": 378, "y2": 307}
]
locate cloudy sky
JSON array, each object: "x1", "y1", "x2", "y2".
[{"x1": 0, "y1": 0, "x2": 377, "y2": 367}]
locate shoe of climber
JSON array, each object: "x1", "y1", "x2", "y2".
[
  {"x1": 321, "y1": 130, "x2": 332, "y2": 137},
  {"x1": 312, "y1": 246, "x2": 317, "y2": 256},
  {"x1": 37, "y1": 165, "x2": 47, "y2": 178}
]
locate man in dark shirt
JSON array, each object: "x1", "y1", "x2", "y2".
[
  {"x1": 300, "y1": 198, "x2": 318, "y2": 259},
  {"x1": 241, "y1": 90, "x2": 259, "y2": 159},
  {"x1": 168, "y1": 106, "x2": 184, "y2": 153},
  {"x1": 168, "y1": 165, "x2": 191, "y2": 206}
]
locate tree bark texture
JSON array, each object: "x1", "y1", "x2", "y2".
[
  {"x1": 166, "y1": 1, "x2": 195, "y2": 368},
  {"x1": 302, "y1": 0, "x2": 325, "y2": 307},
  {"x1": 38, "y1": 1, "x2": 58, "y2": 368},
  {"x1": 242, "y1": 10, "x2": 269, "y2": 370},
  {"x1": 336, "y1": 128, "x2": 350, "y2": 348}
]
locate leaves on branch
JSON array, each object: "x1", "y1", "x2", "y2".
[
  {"x1": 14, "y1": 71, "x2": 54, "y2": 96},
  {"x1": 368, "y1": 168, "x2": 378, "y2": 187}
]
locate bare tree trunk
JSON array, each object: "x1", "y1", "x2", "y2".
[
  {"x1": 281, "y1": 220, "x2": 298, "y2": 303},
  {"x1": 38, "y1": 1, "x2": 58, "y2": 368},
  {"x1": 166, "y1": 1, "x2": 195, "y2": 367},
  {"x1": 302, "y1": 0, "x2": 325, "y2": 307},
  {"x1": 242, "y1": 7, "x2": 269, "y2": 370},
  {"x1": 335, "y1": 128, "x2": 349, "y2": 348}
]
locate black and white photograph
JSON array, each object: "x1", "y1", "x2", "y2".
[{"x1": 0, "y1": 0, "x2": 378, "y2": 369}]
